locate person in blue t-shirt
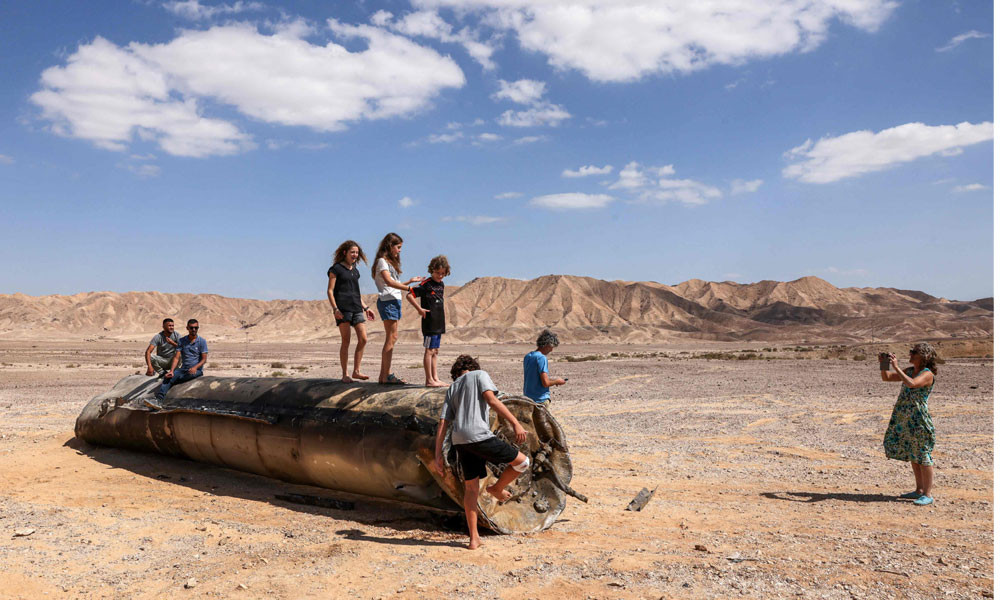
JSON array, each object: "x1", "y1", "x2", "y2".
[
  {"x1": 154, "y1": 319, "x2": 208, "y2": 402},
  {"x1": 522, "y1": 329, "x2": 567, "y2": 405}
]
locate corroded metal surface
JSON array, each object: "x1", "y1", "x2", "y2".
[{"x1": 75, "y1": 375, "x2": 575, "y2": 533}]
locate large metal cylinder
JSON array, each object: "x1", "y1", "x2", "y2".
[{"x1": 75, "y1": 375, "x2": 575, "y2": 533}]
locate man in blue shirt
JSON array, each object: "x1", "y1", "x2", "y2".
[
  {"x1": 154, "y1": 319, "x2": 208, "y2": 402},
  {"x1": 523, "y1": 329, "x2": 567, "y2": 405}
]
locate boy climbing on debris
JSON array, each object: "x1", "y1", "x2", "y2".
[{"x1": 434, "y1": 355, "x2": 528, "y2": 550}]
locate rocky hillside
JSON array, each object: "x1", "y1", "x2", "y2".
[{"x1": 0, "y1": 276, "x2": 991, "y2": 343}]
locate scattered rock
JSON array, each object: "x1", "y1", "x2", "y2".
[
  {"x1": 184, "y1": 579, "x2": 197, "y2": 589},
  {"x1": 13, "y1": 528, "x2": 35, "y2": 537},
  {"x1": 236, "y1": 584, "x2": 248, "y2": 591},
  {"x1": 694, "y1": 544, "x2": 709, "y2": 552}
]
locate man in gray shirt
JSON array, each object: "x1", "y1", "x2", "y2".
[
  {"x1": 434, "y1": 355, "x2": 528, "y2": 550},
  {"x1": 145, "y1": 318, "x2": 180, "y2": 376}
]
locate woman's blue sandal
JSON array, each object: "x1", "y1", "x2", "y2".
[
  {"x1": 383, "y1": 373, "x2": 406, "y2": 385},
  {"x1": 913, "y1": 495, "x2": 934, "y2": 506},
  {"x1": 899, "y1": 491, "x2": 922, "y2": 500}
]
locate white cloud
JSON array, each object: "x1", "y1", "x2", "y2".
[
  {"x1": 30, "y1": 37, "x2": 253, "y2": 157},
  {"x1": 562, "y1": 164, "x2": 613, "y2": 178},
  {"x1": 477, "y1": 132, "x2": 502, "y2": 142},
  {"x1": 725, "y1": 77, "x2": 746, "y2": 91},
  {"x1": 427, "y1": 132, "x2": 464, "y2": 143},
  {"x1": 731, "y1": 178, "x2": 764, "y2": 194},
  {"x1": 493, "y1": 78, "x2": 569, "y2": 128},
  {"x1": 443, "y1": 215, "x2": 508, "y2": 225},
  {"x1": 783, "y1": 121, "x2": 994, "y2": 183},
  {"x1": 415, "y1": 0, "x2": 898, "y2": 82},
  {"x1": 530, "y1": 193, "x2": 614, "y2": 210},
  {"x1": 163, "y1": 0, "x2": 264, "y2": 20},
  {"x1": 125, "y1": 163, "x2": 162, "y2": 178},
  {"x1": 498, "y1": 104, "x2": 570, "y2": 127},
  {"x1": 399, "y1": 196, "x2": 415, "y2": 208},
  {"x1": 31, "y1": 23, "x2": 464, "y2": 157},
  {"x1": 493, "y1": 79, "x2": 546, "y2": 104},
  {"x1": 512, "y1": 135, "x2": 545, "y2": 145},
  {"x1": 642, "y1": 178, "x2": 722, "y2": 205},
  {"x1": 936, "y1": 30, "x2": 990, "y2": 52},
  {"x1": 495, "y1": 191, "x2": 522, "y2": 199},
  {"x1": 373, "y1": 9, "x2": 496, "y2": 69},
  {"x1": 606, "y1": 161, "x2": 720, "y2": 204},
  {"x1": 609, "y1": 161, "x2": 670, "y2": 189},
  {"x1": 0, "y1": 154, "x2": 13, "y2": 164},
  {"x1": 952, "y1": 183, "x2": 988, "y2": 193}
]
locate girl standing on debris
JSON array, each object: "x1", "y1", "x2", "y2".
[
  {"x1": 327, "y1": 240, "x2": 375, "y2": 382},
  {"x1": 880, "y1": 342, "x2": 938, "y2": 506},
  {"x1": 371, "y1": 233, "x2": 422, "y2": 384}
]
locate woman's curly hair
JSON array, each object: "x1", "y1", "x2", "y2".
[
  {"x1": 450, "y1": 354, "x2": 480, "y2": 381},
  {"x1": 910, "y1": 342, "x2": 938, "y2": 375}
]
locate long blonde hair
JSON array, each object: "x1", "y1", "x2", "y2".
[{"x1": 371, "y1": 233, "x2": 403, "y2": 279}]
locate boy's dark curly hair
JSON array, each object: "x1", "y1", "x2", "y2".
[
  {"x1": 450, "y1": 354, "x2": 480, "y2": 381},
  {"x1": 428, "y1": 254, "x2": 451, "y2": 276}
]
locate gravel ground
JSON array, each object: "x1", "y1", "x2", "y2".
[{"x1": 0, "y1": 340, "x2": 992, "y2": 599}]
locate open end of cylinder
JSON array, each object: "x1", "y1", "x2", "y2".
[{"x1": 459, "y1": 397, "x2": 572, "y2": 534}]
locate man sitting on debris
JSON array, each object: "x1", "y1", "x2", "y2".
[
  {"x1": 522, "y1": 329, "x2": 567, "y2": 405},
  {"x1": 153, "y1": 319, "x2": 208, "y2": 403},
  {"x1": 434, "y1": 355, "x2": 528, "y2": 550},
  {"x1": 144, "y1": 318, "x2": 180, "y2": 376}
]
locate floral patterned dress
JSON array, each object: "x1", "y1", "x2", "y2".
[{"x1": 882, "y1": 367, "x2": 935, "y2": 466}]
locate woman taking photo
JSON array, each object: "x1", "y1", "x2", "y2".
[
  {"x1": 327, "y1": 240, "x2": 375, "y2": 383},
  {"x1": 880, "y1": 342, "x2": 938, "y2": 506}
]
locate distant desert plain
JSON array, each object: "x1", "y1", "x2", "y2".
[{"x1": 0, "y1": 275, "x2": 993, "y2": 599}]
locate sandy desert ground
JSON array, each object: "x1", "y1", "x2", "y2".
[{"x1": 0, "y1": 339, "x2": 993, "y2": 599}]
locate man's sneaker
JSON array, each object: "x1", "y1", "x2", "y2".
[{"x1": 913, "y1": 495, "x2": 934, "y2": 506}]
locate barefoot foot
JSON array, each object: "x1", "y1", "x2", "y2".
[
  {"x1": 341, "y1": 376, "x2": 353, "y2": 383},
  {"x1": 428, "y1": 380, "x2": 449, "y2": 388},
  {"x1": 486, "y1": 485, "x2": 512, "y2": 504},
  {"x1": 351, "y1": 372, "x2": 370, "y2": 380},
  {"x1": 467, "y1": 538, "x2": 480, "y2": 550}
]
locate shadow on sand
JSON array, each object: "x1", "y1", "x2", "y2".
[
  {"x1": 761, "y1": 491, "x2": 904, "y2": 504},
  {"x1": 63, "y1": 436, "x2": 471, "y2": 548}
]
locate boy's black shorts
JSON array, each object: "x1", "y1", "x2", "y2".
[{"x1": 454, "y1": 436, "x2": 519, "y2": 481}]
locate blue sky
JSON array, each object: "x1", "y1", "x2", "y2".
[{"x1": 0, "y1": 0, "x2": 993, "y2": 301}]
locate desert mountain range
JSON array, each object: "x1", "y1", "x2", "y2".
[{"x1": 0, "y1": 275, "x2": 991, "y2": 343}]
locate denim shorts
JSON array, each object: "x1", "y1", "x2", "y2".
[
  {"x1": 377, "y1": 298, "x2": 402, "y2": 321},
  {"x1": 455, "y1": 436, "x2": 519, "y2": 481},
  {"x1": 423, "y1": 335, "x2": 441, "y2": 349},
  {"x1": 336, "y1": 310, "x2": 366, "y2": 326}
]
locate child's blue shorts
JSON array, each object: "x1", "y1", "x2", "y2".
[
  {"x1": 422, "y1": 335, "x2": 441, "y2": 349},
  {"x1": 377, "y1": 298, "x2": 402, "y2": 321}
]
